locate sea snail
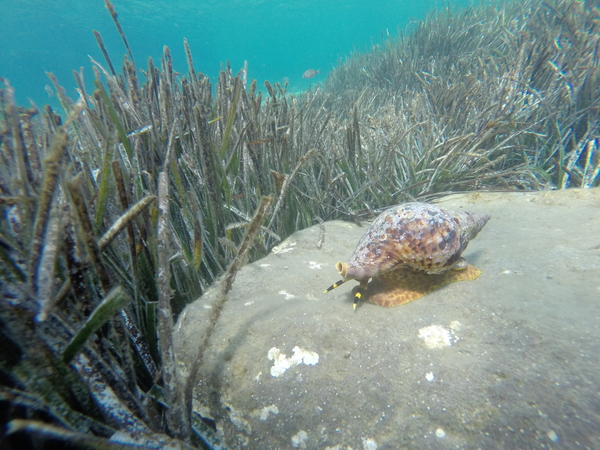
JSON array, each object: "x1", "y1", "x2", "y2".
[{"x1": 324, "y1": 202, "x2": 490, "y2": 308}]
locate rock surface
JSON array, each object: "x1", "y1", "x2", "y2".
[{"x1": 174, "y1": 189, "x2": 600, "y2": 449}]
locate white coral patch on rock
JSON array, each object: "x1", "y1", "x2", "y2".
[
  {"x1": 259, "y1": 404, "x2": 279, "y2": 420},
  {"x1": 278, "y1": 290, "x2": 295, "y2": 300},
  {"x1": 272, "y1": 240, "x2": 297, "y2": 254},
  {"x1": 418, "y1": 324, "x2": 460, "y2": 348},
  {"x1": 362, "y1": 437, "x2": 378, "y2": 450},
  {"x1": 268, "y1": 346, "x2": 320, "y2": 377},
  {"x1": 291, "y1": 430, "x2": 309, "y2": 448}
]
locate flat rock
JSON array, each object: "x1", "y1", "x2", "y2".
[{"x1": 174, "y1": 189, "x2": 600, "y2": 449}]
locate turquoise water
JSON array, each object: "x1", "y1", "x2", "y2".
[{"x1": 0, "y1": 0, "x2": 468, "y2": 109}]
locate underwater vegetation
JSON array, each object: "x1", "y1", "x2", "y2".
[
  {"x1": 324, "y1": 0, "x2": 600, "y2": 195},
  {"x1": 0, "y1": 0, "x2": 598, "y2": 448}
]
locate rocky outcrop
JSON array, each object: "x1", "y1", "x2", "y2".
[{"x1": 174, "y1": 189, "x2": 600, "y2": 449}]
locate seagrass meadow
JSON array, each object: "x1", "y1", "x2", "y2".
[{"x1": 0, "y1": 0, "x2": 598, "y2": 448}]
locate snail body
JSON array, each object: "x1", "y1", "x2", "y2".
[{"x1": 325, "y1": 202, "x2": 490, "y2": 308}]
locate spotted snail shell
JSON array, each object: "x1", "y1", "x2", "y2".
[{"x1": 326, "y1": 202, "x2": 491, "y2": 307}]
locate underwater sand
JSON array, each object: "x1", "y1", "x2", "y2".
[{"x1": 175, "y1": 188, "x2": 600, "y2": 449}]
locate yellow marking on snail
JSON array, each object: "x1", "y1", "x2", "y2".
[
  {"x1": 323, "y1": 280, "x2": 345, "y2": 293},
  {"x1": 353, "y1": 290, "x2": 363, "y2": 310}
]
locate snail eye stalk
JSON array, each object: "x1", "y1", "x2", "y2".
[
  {"x1": 353, "y1": 289, "x2": 363, "y2": 310},
  {"x1": 323, "y1": 279, "x2": 346, "y2": 293},
  {"x1": 352, "y1": 279, "x2": 369, "y2": 310}
]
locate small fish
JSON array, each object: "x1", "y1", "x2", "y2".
[{"x1": 302, "y1": 69, "x2": 320, "y2": 79}]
